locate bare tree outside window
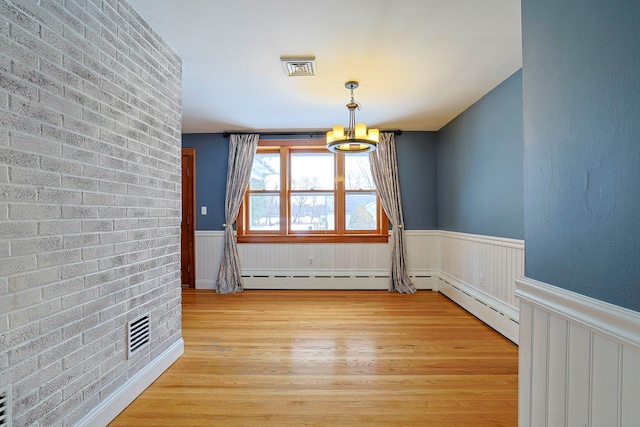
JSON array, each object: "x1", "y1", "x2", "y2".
[{"x1": 290, "y1": 153, "x2": 335, "y2": 230}]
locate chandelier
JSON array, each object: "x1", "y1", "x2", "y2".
[{"x1": 326, "y1": 81, "x2": 379, "y2": 153}]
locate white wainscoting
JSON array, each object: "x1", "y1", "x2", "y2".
[
  {"x1": 439, "y1": 231, "x2": 524, "y2": 309},
  {"x1": 516, "y1": 277, "x2": 640, "y2": 427},
  {"x1": 194, "y1": 230, "x2": 524, "y2": 342},
  {"x1": 437, "y1": 231, "x2": 524, "y2": 343},
  {"x1": 194, "y1": 231, "x2": 224, "y2": 289},
  {"x1": 238, "y1": 240, "x2": 391, "y2": 273},
  {"x1": 238, "y1": 230, "x2": 439, "y2": 290},
  {"x1": 195, "y1": 230, "x2": 441, "y2": 290}
]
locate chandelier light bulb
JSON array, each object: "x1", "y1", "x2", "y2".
[{"x1": 326, "y1": 81, "x2": 379, "y2": 154}]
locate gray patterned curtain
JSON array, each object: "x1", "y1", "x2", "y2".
[
  {"x1": 215, "y1": 134, "x2": 259, "y2": 294},
  {"x1": 369, "y1": 132, "x2": 416, "y2": 294}
]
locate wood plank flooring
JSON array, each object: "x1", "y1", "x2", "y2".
[{"x1": 109, "y1": 289, "x2": 518, "y2": 426}]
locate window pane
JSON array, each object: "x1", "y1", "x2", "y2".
[
  {"x1": 250, "y1": 153, "x2": 280, "y2": 190},
  {"x1": 290, "y1": 193, "x2": 334, "y2": 231},
  {"x1": 346, "y1": 192, "x2": 377, "y2": 230},
  {"x1": 291, "y1": 153, "x2": 334, "y2": 190},
  {"x1": 248, "y1": 194, "x2": 280, "y2": 231},
  {"x1": 345, "y1": 153, "x2": 375, "y2": 190}
]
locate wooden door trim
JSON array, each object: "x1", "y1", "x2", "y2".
[{"x1": 182, "y1": 148, "x2": 196, "y2": 288}]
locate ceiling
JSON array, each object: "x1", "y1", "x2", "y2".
[{"x1": 126, "y1": 0, "x2": 522, "y2": 134}]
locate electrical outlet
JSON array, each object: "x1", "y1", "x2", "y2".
[
  {"x1": 479, "y1": 274, "x2": 485, "y2": 289},
  {"x1": 308, "y1": 256, "x2": 314, "y2": 266}
]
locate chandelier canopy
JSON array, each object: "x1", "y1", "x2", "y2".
[{"x1": 326, "y1": 81, "x2": 379, "y2": 154}]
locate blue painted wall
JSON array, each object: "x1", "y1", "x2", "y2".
[
  {"x1": 522, "y1": 0, "x2": 640, "y2": 311},
  {"x1": 396, "y1": 132, "x2": 438, "y2": 230},
  {"x1": 182, "y1": 133, "x2": 228, "y2": 231},
  {"x1": 437, "y1": 70, "x2": 524, "y2": 239},
  {"x1": 182, "y1": 132, "x2": 438, "y2": 231}
]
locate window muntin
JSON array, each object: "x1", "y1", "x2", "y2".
[
  {"x1": 248, "y1": 151, "x2": 280, "y2": 232},
  {"x1": 238, "y1": 141, "x2": 388, "y2": 243}
]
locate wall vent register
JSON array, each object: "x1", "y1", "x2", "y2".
[
  {"x1": 0, "y1": 385, "x2": 11, "y2": 427},
  {"x1": 127, "y1": 314, "x2": 150, "y2": 358}
]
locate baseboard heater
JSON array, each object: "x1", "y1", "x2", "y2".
[
  {"x1": 242, "y1": 272, "x2": 435, "y2": 290},
  {"x1": 437, "y1": 276, "x2": 519, "y2": 343}
]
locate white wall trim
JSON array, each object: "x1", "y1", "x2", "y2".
[
  {"x1": 76, "y1": 338, "x2": 184, "y2": 427},
  {"x1": 195, "y1": 230, "x2": 225, "y2": 237},
  {"x1": 438, "y1": 230, "x2": 525, "y2": 249},
  {"x1": 516, "y1": 277, "x2": 640, "y2": 351},
  {"x1": 403, "y1": 230, "x2": 439, "y2": 237}
]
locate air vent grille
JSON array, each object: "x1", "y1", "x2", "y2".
[
  {"x1": 127, "y1": 314, "x2": 150, "y2": 358},
  {"x1": 0, "y1": 385, "x2": 11, "y2": 427},
  {"x1": 280, "y1": 57, "x2": 315, "y2": 77}
]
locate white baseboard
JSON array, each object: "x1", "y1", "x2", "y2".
[
  {"x1": 436, "y1": 272, "x2": 519, "y2": 343},
  {"x1": 76, "y1": 338, "x2": 184, "y2": 427}
]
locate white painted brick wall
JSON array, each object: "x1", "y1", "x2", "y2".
[{"x1": 0, "y1": 1, "x2": 182, "y2": 426}]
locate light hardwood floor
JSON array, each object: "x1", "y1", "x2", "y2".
[{"x1": 109, "y1": 289, "x2": 518, "y2": 426}]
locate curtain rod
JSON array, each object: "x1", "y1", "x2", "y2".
[{"x1": 222, "y1": 130, "x2": 402, "y2": 138}]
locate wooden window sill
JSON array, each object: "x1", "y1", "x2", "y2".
[{"x1": 237, "y1": 234, "x2": 389, "y2": 244}]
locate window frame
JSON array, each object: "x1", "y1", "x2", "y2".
[{"x1": 237, "y1": 139, "x2": 388, "y2": 243}]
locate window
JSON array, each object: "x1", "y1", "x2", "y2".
[{"x1": 237, "y1": 140, "x2": 388, "y2": 243}]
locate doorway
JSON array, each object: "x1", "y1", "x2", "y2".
[{"x1": 181, "y1": 148, "x2": 196, "y2": 288}]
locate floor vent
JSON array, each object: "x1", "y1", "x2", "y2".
[
  {"x1": 0, "y1": 385, "x2": 11, "y2": 427},
  {"x1": 127, "y1": 314, "x2": 150, "y2": 358}
]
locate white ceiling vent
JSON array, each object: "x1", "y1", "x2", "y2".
[
  {"x1": 0, "y1": 385, "x2": 11, "y2": 427},
  {"x1": 280, "y1": 57, "x2": 316, "y2": 77}
]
